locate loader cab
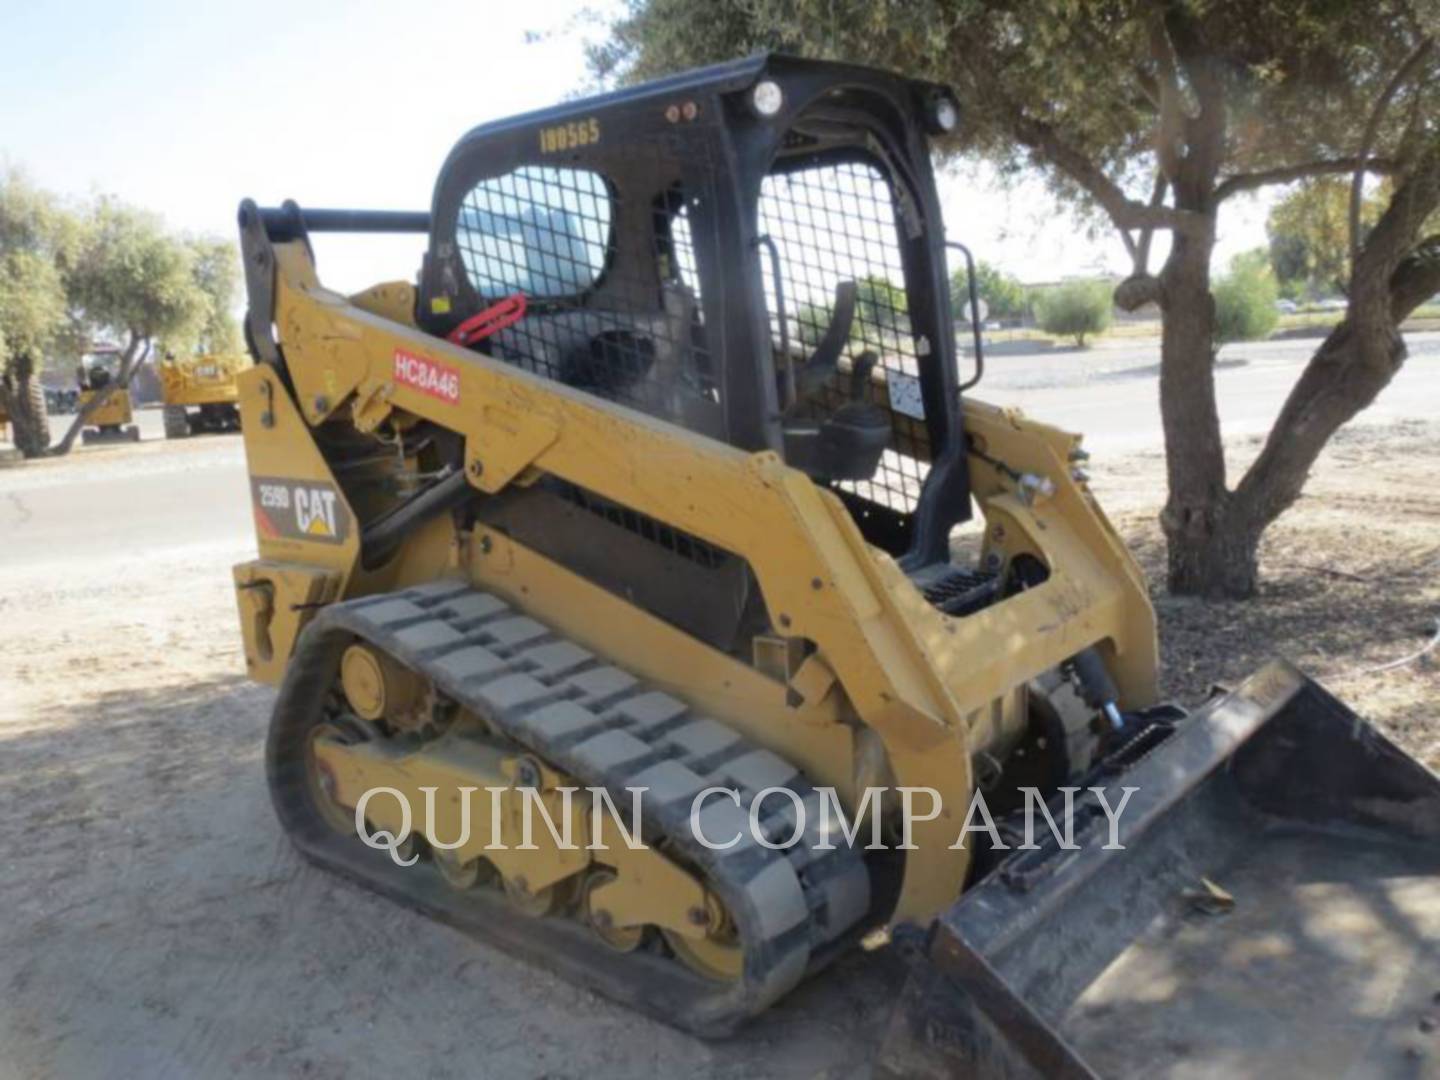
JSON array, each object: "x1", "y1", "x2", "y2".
[
  {"x1": 418, "y1": 54, "x2": 972, "y2": 567},
  {"x1": 76, "y1": 347, "x2": 122, "y2": 392}
]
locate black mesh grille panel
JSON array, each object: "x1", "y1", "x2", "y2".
[
  {"x1": 453, "y1": 155, "x2": 716, "y2": 427},
  {"x1": 553, "y1": 480, "x2": 731, "y2": 570},
  {"x1": 758, "y1": 159, "x2": 929, "y2": 515}
]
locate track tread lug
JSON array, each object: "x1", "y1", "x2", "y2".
[
  {"x1": 439, "y1": 592, "x2": 511, "y2": 625},
  {"x1": 471, "y1": 671, "x2": 558, "y2": 717},
  {"x1": 565, "y1": 666, "x2": 640, "y2": 709},
  {"x1": 569, "y1": 729, "x2": 656, "y2": 777},
  {"x1": 354, "y1": 597, "x2": 428, "y2": 626},
  {"x1": 692, "y1": 795, "x2": 755, "y2": 857},
  {"x1": 664, "y1": 718, "x2": 743, "y2": 765},
  {"x1": 721, "y1": 748, "x2": 801, "y2": 795},
  {"x1": 806, "y1": 862, "x2": 870, "y2": 940},
  {"x1": 405, "y1": 580, "x2": 474, "y2": 604},
  {"x1": 626, "y1": 759, "x2": 707, "y2": 814},
  {"x1": 479, "y1": 615, "x2": 551, "y2": 652},
  {"x1": 430, "y1": 645, "x2": 508, "y2": 684},
  {"x1": 512, "y1": 700, "x2": 609, "y2": 750},
  {"x1": 612, "y1": 690, "x2": 691, "y2": 737},
  {"x1": 513, "y1": 640, "x2": 595, "y2": 680},
  {"x1": 739, "y1": 860, "x2": 809, "y2": 939},
  {"x1": 392, "y1": 620, "x2": 467, "y2": 653}
]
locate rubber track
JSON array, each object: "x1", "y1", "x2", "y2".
[{"x1": 266, "y1": 579, "x2": 871, "y2": 1036}]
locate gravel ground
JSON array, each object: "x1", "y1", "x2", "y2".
[{"x1": 0, "y1": 420, "x2": 1436, "y2": 1078}]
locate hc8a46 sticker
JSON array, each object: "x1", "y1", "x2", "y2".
[
  {"x1": 394, "y1": 348, "x2": 460, "y2": 404},
  {"x1": 251, "y1": 477, "x2": 351, "y2": 545}
]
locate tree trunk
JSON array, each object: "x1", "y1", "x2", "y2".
[
  {"x1": 1166, "y1": 492, "x2": 1263, "y2": 597},
  {"x1": 1, "y1": 354, "x2": 52, "y2": 458},
  {"x1": 1230, "y1": 319, "x2": 1402, "y2": 536},
  {"x1": 52, "y1": 333, "x2": 147, "y2": 456},
  {"x1": 1155, "y1": 216, "x2": 1240, "y2": 595}
]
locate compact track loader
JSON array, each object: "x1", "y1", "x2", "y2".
[
  {"x1": 232, "y1": 56, "x2": 1440, "y2": 1075},
  {"x1": 77, "y1": 349, "x2": 139, "y2": 444},
  {"x1": 158, "y1": 351, "x2": 246, "y2": 438}
]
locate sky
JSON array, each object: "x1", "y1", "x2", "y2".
[{"x1": 1, "y1": 0, "x2": 1274, "y2": 295}]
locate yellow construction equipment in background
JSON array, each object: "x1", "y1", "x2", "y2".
[
  {"x1": 158, "y1": 352, "x2": 246, "y2": 438},
  {"x1": 78, "y1": 347, "x2": 139, "y2": 444},
  {"x1": 228, "y1": 56, "x2": 1440, "y2": 1076}
]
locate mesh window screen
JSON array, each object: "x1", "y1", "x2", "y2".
[
  {"x1": 453, "y1": 159, "x2": 714, "y2": 426},
  {"x1": 759, "y1": 159, "x2": 929, "y2": 514},
  {"x1": 669, "y1": 202, "x2": 702, "y2": 316}
]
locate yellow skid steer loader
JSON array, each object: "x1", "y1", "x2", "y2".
[
  {"x1": 77, "y1": 347, "x2": 140, "y2": 444},
  {"x1": 230, "y1": 55, "x2": 1440, "y2": 1076}
]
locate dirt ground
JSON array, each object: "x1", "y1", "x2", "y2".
[
  {"x1": 1090, "y1": 418, "x2": 1440, "y2": 773},
  {"x1": 1, "y1": 420, "x2": 1436, "y2": 1078}
]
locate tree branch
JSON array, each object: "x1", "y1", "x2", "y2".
[
  {"x1": 1215, "y1": 157, "x2": 1398, "y2": 201},
  {"x1": 1133, "y1": 171, "x2": 1170, "y2": 276},
  {"x1": 1161, "y1": 2, "x2": 1227, "y2": 187},
  {"x1": 1011, "y1": 113, "x2": 1207, "y2": 236},
  {"x1": 1133, "y1": 65, "x2": 1162, "y2": 110},
  {"x1": 1390, "y1": 235, "x2": 1440, "y2": 321},
  {"x1": 1351, "y1": 141, "x2": 1440, "y2": 312},
  {"x1": 1229, "y1": 169, "x2": 1439, "y2": 536},
  {"x1": 1147, "y1": 11, "x2": 1187, "y2": 183},
  {"x1": 1351, "y1": 37, "x2": 1435, "y2": 271}
]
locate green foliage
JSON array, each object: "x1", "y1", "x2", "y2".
[
  {"x1": 1267, "y1": 180, "x2": 1378, "y2": 298},
  {"x1": 1033, "y1": 280, "x2": 1112, "y2": 347},
  {"x1": 185, "y1": 238, "x2": 243, "y2": 354},
  {"x1": 0, "y1": 170, "x2": 81, "y2": 376},
  {"x1": 1213, "y1": 253, "x2": 1280, "y2": 347},
  {"x1": 67, "y1": 197, "x2": 207, "y2": 354},
  {"x1": 854, "y1": 275, "x2": 907, "y2": 335},
  {"x1": 793, "y1": 298, "x2": 834, "y2": 348},
  {"x1": 952, "y1": 260, "x2": 1027, "y2": 323},
  {"x1": 0, "y1": 249, "x2": 67, "y2": 375},
  {"x1": 1, "y1": 169, "x2": 243, "y2": 395},
  {"x1": 1268, "y1": 179, "x2": 1440, "y2": 300},
  {"x1": 794, "y1": 274, "x2": 907, "y2": 348},
  {"x1": 591, "y1": 1, "x2": 1437, "y2": 215}
]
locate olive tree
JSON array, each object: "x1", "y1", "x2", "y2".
[
  {"x1": 591, "y1": 0, "x2": 1440, "y2": 598},
  {"x1": 53, "y1": 198, "x2": 207, "y2": 455},
  {"x1": 1034, "y1": 280, "x2": 1113, "y2": 347},
  {"x1": 0, "y1": 171, "x2": 80, "y2": 456}
]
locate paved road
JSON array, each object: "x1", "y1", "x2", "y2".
[
  {"x1": 6, "y1": 330, "x2": 1433, "y2": 559},
  {"x1": 0, "y1": 418, "x2": 250, "y2": 564},
  {"x1": 975, "y1": 328, "x2": 1440, "y2": 451}
]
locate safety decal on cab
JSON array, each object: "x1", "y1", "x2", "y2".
[
  {"x1": 252, "y1": 477, "x2": 351, "y2": 545},
  {"x1": 393, "y1": 348, "x2": 460, "y2": 404}
]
